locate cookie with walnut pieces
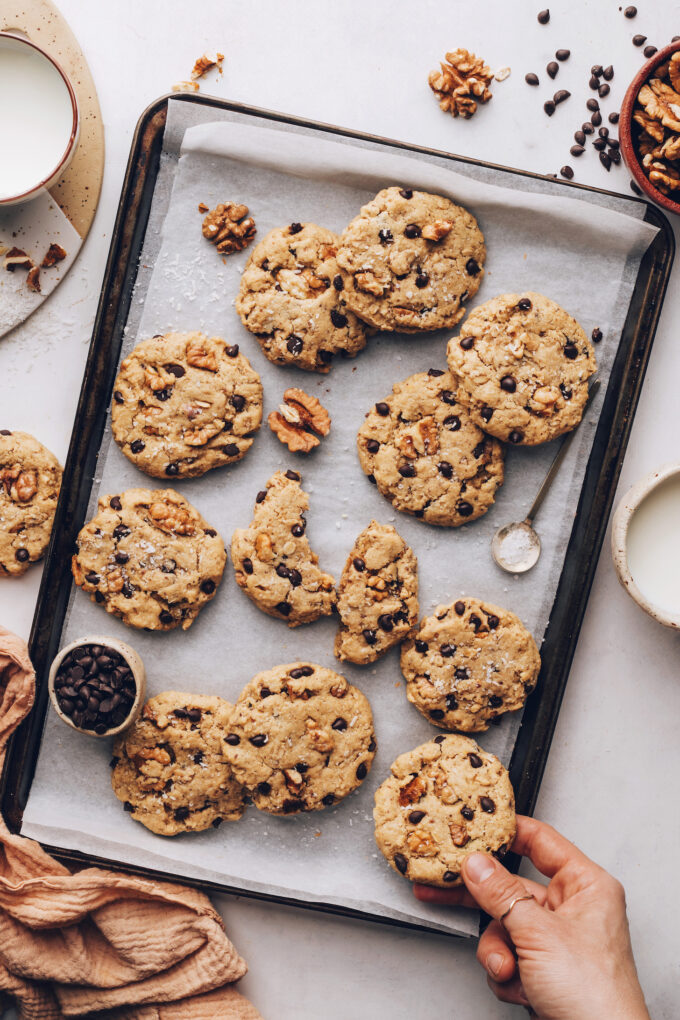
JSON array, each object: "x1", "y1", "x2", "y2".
[
  {"x1": 111, "y1": 332, "x2": 263, "y2": 479},
  {"x1": 72, "y1": 488, "x2": 226, "y2": 631},
  {"x1": 0, "y1": 430, "x2": 62, "y2": 577},
  {"x1": 334, "y1": 520, "x2": 419, "y2": 665},
  {"x1": 336, "y1": 187, "x2": 486, "y2": 333},
  {"x1": 223, "y1": 662, "x2": 376, "y2": 814},
  {"x1": 236, "y1": 222, "x2": 368, "y2": 372},
  {"x1": 401, "y1": 597, "x2": 541, "y2": 732},
  {"x1": 357, "y1": 369, "x2": 504, "y2": 526},
  {"x1": 447, "y1": 292, "x2": 597, "y2": 445},
  {"x1": 373, "y1": 734, "x2": 516, "y2": 887},
  {"x1": 111, "y1": 691, "x2": 248, "y2": 836},
  {"x1": 231, "y1": 469, "x2": 337, "y2": 626}
]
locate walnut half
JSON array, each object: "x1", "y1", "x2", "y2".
[
  {"x1": 202, "y1": 202, "x2": 256, "y2": 255},
  {"x1": 268, "y1": 388, "x2": 332, "y2": 454},
  {"x1": 428, "y1": 48, "x2": 494, "y2": 120}
]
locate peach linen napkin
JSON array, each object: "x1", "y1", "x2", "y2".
[{"x1": 0, "y1": 626, "x2": 262, "y2": 1019}]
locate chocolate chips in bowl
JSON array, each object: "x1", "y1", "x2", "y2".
[
  {"x1": 48, "y1": 636, "x2": 146, "y2": 737},
  {"x1": 620, "y1": 39, "x2": 680, "y2": 215}
]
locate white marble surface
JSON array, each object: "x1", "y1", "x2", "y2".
[{"x1": 1, "y1": 2, "x2": 679, "y2": 1017}]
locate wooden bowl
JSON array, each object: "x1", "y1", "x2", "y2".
[{"x1": 620, "y1": 39, "x2": 680, "y2": 216}]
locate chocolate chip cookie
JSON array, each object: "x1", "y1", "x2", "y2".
[
  {"x1": 111, "y1": 691, "x2": 248, "y2": 835},
  {"x1": 373, "y1": 734, "x2": 516, "y2": 886},
  {"x1": 0, "y1": 430, "x2": 62, "y2": 576},
  {"x1": 111, "y1": 332, "x2": 263, "y2": 479},
  {"x1": 447, "y1": 292, "x2": 597, "y2": 445},
  {"x1": 334, "y1": 520, "x2": 419, "y2": 665},
  {"x1": 231, "y1": 470, "x2": 337, "y2": 626},
  {"x1": 235, "y1": 222, "x2": 368, "y2": 372},
  {"x1": 357, "y1": 370, "x2": 504, "y2": 526},
  {"x1": 72, "y1": 488, "x2": 226, "y2": 631},
  {"x1": 223, "y1": 663, "x2": 376, "y2": 814},
  {"x1": 401, "y1": 598, "x2": 541, "y2": 732},
  {"x1": 336, "y1": 187, "x2": 486, "y2": 333}
]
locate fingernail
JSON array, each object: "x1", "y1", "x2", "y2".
[
  {"x1": 487, "y1": 952, "x2": 504, "y2": 977},
  {"x1": 464, "y1": 852, "x2": 496, "y2": 883}
]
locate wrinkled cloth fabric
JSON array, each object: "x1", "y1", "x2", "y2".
[{"x1": 0, "y1": 626, "x2": 261, "y2": 1020}]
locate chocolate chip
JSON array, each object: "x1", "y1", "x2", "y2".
[
  {"x1": 537, "y1": 7, "x2": 550, "y2": 22},
  {"x1": 632, "y1": 33, "x2": 646, "y2": 46},
  {"x1": 468, "y1": 753, "x2": 483, "y2": 769},
  {"x1": 444, "y1": 414, "x2": 461, "y2": 431},
  {"x1": 331, "y1": 309, "x2": 348, "y2": 329},
  {"x1": 378, "y1": 228, "x2": 394, "y2": 245},
  {"x1": 438, "y1": 391, "x2": 455, "y2": 407},
  {"x1": 480, "y1": 405, "x2": 494, "y2": 422},
  {"x1": 433, "y1": 735, "x2": 445, "y2": 744},
  {"x1": 589, "y1": 75, "x2": 600, "y2": 90},
  {"x1": 440, "y1": 643, "x2": 456, "y2": 657},
  {"x1": 256, "y1": 490, "x2": 268, "y2": 505},
  {"x1": 624, "y1": 4, "x2": 636, "y2": 15},
  {"x1": 205, "y1": 528, "x2": 217, "y2": 537},
  {"x1": 130, "y1": 439, "x2": 145, "y2": 454},
  {"x1": 394, "y1": 853, "x2": 408, "y2": 874},
  {"x1": 608, "y1": 137, "x2": 620, "y2": 150},
  {"x1": 415, "y1": 271, "x2": 429, "y2": 288},
  {"x1": 592, "y1": 63, "x2": 604, "y2": 77},
  {"x1": 113, "y1": 524, "x2": 130, "y2": 539},
  {"x1": 570, "y1": 144, "x2": 585, "y2": 157},
  {"x1": 12, "y1": 546, "x2": 29, "y2": 564},
  {"x1": 156, "y1": 387, "x2": 173, "y2": 401},
  {"x1": 333, "y1": 274, "x2": 344, "y2": 291},
  {"x1": 258, "y1": 782, "x2": 271, "y2": 796},
  {"x1": 556, "y1": 48, "x2": 570, "y2": 61},
  {"x1": 643, "y1": 45, "x2": 657, "y2": 58},
  {"x1": 430, "y1": 709, "x2": 445, "y2": 720},
  {"x1": 165, "y1": 462, "x2": 179, "y2": 476},
  {"x1": 465, "y1": 257, "x2": 481, "y2": 277},
  {"x1": 560, "y1": 165, "x2": 574, "y2": 180},
  {"x1": 574, "y1": 129, "x2": 586, "y2": 145},
  {"x1": 289, "y1": 222, "x2": 303, "y2": 234},
  {"x1": 487, "y1": 614, "x2": 500, "y2": 630},
  {"x1": 603, "y1": 64, "x2": 614, "y2": 81},
  {"x1": 525, "y1": 72, "x2": 540, "y2": 86},
  {"x1": 121, "y1": 582, "x2": 134, "y2": 599},
  {"x1": 500, "y1": 375, "x2": 517, "y2": 393},
  {"x1": 582, "y1": 121, "x2": 594, "y2": 134},
  {"x1": 509, "y1": 429, "x2": 524, "y2": 444},
  {"x1": 375, "y1": 401, "x2": 390, "y2": 416},
  {"x1": 599, "y1": 126, "x2": 609, "y2": 139},
  {"x1": 415, "y1": 640, "x2": 429, "y2": 653},
  {"x1": 320, "y1": 793, "x2": 335, "y2": 807},
  {"x1": 461, "y1": 806, "x2": 474, "y2": 820},
  {"x1": 437, "y1": 461, "x2": 453, "y2": 479},
  {"x1": 480, "y1": 797, "x2": 496, "y2": 813},
  {"x1": 591, "y1": 327, "x2": 603, "y2": 343},
  {"x1": 544, "y1": 99, "x2": 556, "y2": 116},
  {"x1": 249, "y1": 733, "x2": 268, "y2": 747},
  {"x1": 404, "y1": 223, "x2": 421, "y2": 238},
  {"x1": 200, "y1": 579, "x2": 216, "y2": 595},
  {"x1": 242, "y1": 557, "x2": 254, "y2": 576},
  {"x1": 443, "y1": 871, "x2": 458, "y2": 883},
  {"x1": 560, "y1": 382, "x2": 572, "y2": 400},
  {"x1": 113, "y1": 390, "x2": 124, "y2": 404},
  {"x1": 225, "y1": 344, "x2": 239, "y2": 357},
  {"x1": 554, "y1": 89, "x2": 570, "y2": 105},
  {"x1": 454, "y1": 601, "x2": 465, "y2": 616},
  {"x1": 363, "y1": 628, "x2": 377, "y2": 645},
  {"x1": 159, "y1": 610, "x2": 173, "y2": 624},
  {"x1": 598, "y1": 83, "x2": 610, "y2": 98},
  {"x1": 599, "y1": 151, "x2": 612, "y2": 171},
  {"x1": 230, "y1": 394, "x2": 246, "y2": 412},
  {"x1": 285, "y1": 470, "x2": 301, "y2": 482},
  {"x1": 517, "y1": 297, "x2": 532, "y2": 311},
  {"x1": 353, "y1": 557, "x2": 366, "y2": 572},
  {"x1": 399, "y1": 463, "x2": 417, "y2": 479},
  {"x1": 123, "y1": 801, "x2": 134, "y2": 812},
  {"x1": 546, "y1": 61, "x2": 558, "y2": 79},
  {"x1": 408, "y1": 810, "x2": 426, "y2": 824},
  {"x1": 223, "y1": 443, "x2": 239, "y2": 457},
  {"x1": 489, "y1": 694, "x2": 503, "y2": 707},
  {"x1": 287, "y1": 335, "x2": 303, "y2": 355},
  {"x1": 292, "y1": 522, "x2": 305, "y2": 536},
  {"x1": 356, "y1": 762, "x2": 368, "y2": 780},
  {"x1": 377, "y1": 613, "x2": 394, "y2": 632},
  {"x1": 399, "y1": 188, "x2": 413, "y2": 199},
  {"x1": 276, "y1": 602, "x2": 291, "y2": 616},
  {"x1": 428, "y1": 368, "x2": 445, "y2": 378},
  {"x1": 457, "y1": 500, "x2": 473, "y2": 517},
  {"x1": 593, "y1": 137, "x2": 606, "y2": 151}
]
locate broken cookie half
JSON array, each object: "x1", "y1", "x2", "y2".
[
  {"x1": 335, "y1": 520, "x2": 419, "y2": 665},
  {"x1": 231, "y1": 469, "x2": 337, "y2": 626}
]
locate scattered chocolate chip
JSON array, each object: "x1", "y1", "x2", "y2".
[
  {"x1": 599, "y1": 126, "x2": 609, "y2": 139},
  {"x1": 560, "y1": 382, "x2": 572, "y2": 400},
  {"x1": 554, "y1": 89, "x2": 570, "y2": 105},
  {"x1": 123, "y1": 801, "x2": 134, "y2": 812},
  {"x1": 85, "y1": 571, "x2": 99, "y2": 584},
  {"x1": 632, "y1": 33, "x2": 646, "y2": 46},
  {"x1": 537, "y1": 8, "x2": 550, "y2": 22},
  {"x1": 624, "y1": 4, "x2": 637, "y2": 16},
  {"x1": 415, "y1": 640, "x2": 429, "y2": 654},
  {"x1": 599, "y1": 151, "x2": 612, "y2": 171},
  {"x1": 443, "y1": 870, "x2": 459, "y2": 883},
  {"x1": 231, "y1": 394, "x2": 246, "y2": 412},
  {"x1": 480, "y1": 796, "x2": 496, "y2": 813},
  {"x1": 468, "y1": 752, "x2": 483, "y2": 768},
  {"x1": 592, "y1": 136, "x2": 606, "y2": 152},
  {"x1": 366, "y1": 439, "x2": 380, "y2": 456},
  {"x1": 609, "y1": 148, "x2": 621, "y2": 165},
  {"x1": 409, "y1": 810, "x2": 426, "y2": 824},
  {"x1": 173, "y1": 806, "x2": 190, "y2": 821},
  {"x1": 560, "y1": 165, "x2": 574, "y2": 179},
  {"x1": 375, "y1": 401, "x2": 390, "y2": 416},
  {"x1": 222, "y1": 443, "x2": 239, "y2": 457},
  {"x1": 454, "y1": 601, "x2": 465, "y2": 615},
  {"x1": 205, "y1": 528, "x2": 217, "y2": 537},
  {"x1": 591, "y1": 327, "x2": 603, "y2": 343},
  {"x1": 353, "y1": 557, "x2": 366, "y2": 572},
  {"x1": 608, "y1": 137, "x2": 620, "y2": 150},
  {"x1": 544, "y1": 99, "x2": 556, "y2": 116},
  {"x1": 113, "y1": 524, "x2": 130, "y2": 539},
  {"x1": 582, "y1": 121, "x2": 594, "y2": 135},
  {"x1": 525, "y1": 72, "x2": 540, "y2": 86},
  {"x1": 489, "y1": 694, "x2": 503, "y2": 707},
  {"x1": 574, "y1": 130, "x2": 586, "y2": 145},
  {"x1": 586, "y1": 98, "x2": 600, "y2": 112},
  {"x1": 225, "y1": 344, "x2": 239, "y2": 357},
  {"x1": 643, "y1": 45, "x2": 658, "y2": 58},
  {"x1": 287, "y1": 335, "x2": 303, "y2": 356},
  {"x1": 591, "y1": 110, "x2": 602, "y2": 126},
  {"x1": 589, "y1": 75, "x2": 600, "y2": 90},
  {"x1": 547, "y1": 61, "x2": 559, "y2": 79},
  {"x1": 603, "y1": 64, "x2": 614, "y2": 81},
  {"x1": 598, "y1": 83, "x2": 610, "y2": 98},
  {"x1": 433, "y1": 735, "x2": 445, "y2": 744},
  {"x1": 285, "y1": 470, "x2": 300, "y2": 481},
  {"x1": 630, "y1": 179, "x2": 643, "y2": 195},
  {"x1": 289, "y1": 222, "x2": 303, "y2": 234},
  {"x1": 487, "y1": 614, "x2": 500, "y2": 629},
  {"x1": 415, "y1": 270, "x2": 429, "y2": 289},
  {"x1": 509, "y1": 429, "x2": 524, "y2": 444},
  {"x1": 570, "y1": 145, "x2": 585, "y2": 157},
  {"x1": 591, "y1": 64, "x2": 604, "y2": 77},
  {"x1": 363, "y1": 628, "x2": 377, "y2": 645},
  {"x1": 555, "y1": 48, "x2": 570, "y2": 61}
]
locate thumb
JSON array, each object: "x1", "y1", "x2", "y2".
[{"x1": 462, "y1": 852, "x2": 546, "y2": 937}]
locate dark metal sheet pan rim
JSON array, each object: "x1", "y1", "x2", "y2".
[{"x1": 0, "y1": 93, "x2": 674, "y2": 939}]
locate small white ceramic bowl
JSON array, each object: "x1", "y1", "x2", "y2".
[
  {"x1": 48, "y1": 635, "x2": 146, "y2": 738},
  {"x1": 611, "y1": 462, "x2": 680, "y2": 630},
  {"x1": 0, "y1": 31, "x2": 80, "y2": 206}
]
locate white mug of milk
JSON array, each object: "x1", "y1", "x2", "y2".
[
  {"x1": 0, "y1": 31, "x2": 79, "y2": 206},
  {"x1": 612, "y1": 463, "x2": 680, "y2": 630}
]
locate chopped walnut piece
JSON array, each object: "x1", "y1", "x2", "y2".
[
  {"x1": 172, "y1": 81, "x2": 200, "y2": 93},
  {"x1": 41, "y1": 243, "x2": 67, "y2": 268},
  {"x1": 355, "y1": 270, "x2": 385, "y2": 296},
  {"x1": 406, "y1": 828, "x2": 438, "y2": 856},
  {"x1": 428, "y1": 48, "x2": 494, "y2": 120},
  {"x1": 422, "y1": 219, "x2": 453, "y2": 241},
  {"x1": 305, "y1": 718, "x2": 334, "y2": 753},
  {"x1": 3, "y1": 248, "x2": 33, "y2": 272},
  {"x1": 186, "y1": 338, "x2": 218, "y2": 372},
  {"x1": 1, "y1": 467, "x2": 38, "y2": 502},
  {"x1": 197, "y1": 202, "x2": 209, "y2": 213},
  {"x1": 268, "y1": 388, "x2": 332, "y2": 454},
  {"x1": 255, "y1": 532, "x2": 273, "y2": 560},
  {"x1": 531, "y1": 385, "x2": 561, "y2": 413},
  {"x1": 26, "y1": 266, "x2": 41, "y2": 293},
  {"x1": 191, "y1": 53, "x2": 223, "y2": 80},
  {"x1": 202, "y1": 202, "x2": 256, "y2": 255},
  {"x1": 449, "y1": 823, "x2": 471, "y2": 847},
  {"x1": 148, "y1": 500, "x2": 196, "y2": 536},
  {"x1": 283, "y1": 767, "x2": 304, "y2": 793},
  {"x1": 134, "y1": 746, "x2": 172, "y2": 766},
  {"x1": 398, "y1": 774, "x2": 427, "y2": 806}
]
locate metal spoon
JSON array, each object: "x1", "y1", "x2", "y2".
[{"x1": 492, "y1": 380, "x2": 601, "y2": 574}]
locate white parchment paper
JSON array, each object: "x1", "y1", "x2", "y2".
[{"x1": 22, "y1": 100, "x2": 658, "y2": 938}]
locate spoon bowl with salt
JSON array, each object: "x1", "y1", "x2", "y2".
[{"x1": 492, "y1": 380, "x2": 600, "y2": 574}]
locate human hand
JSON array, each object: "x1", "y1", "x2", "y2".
[{"x1": 414, "y1": 815, "x2": 650, "y2": 1020}]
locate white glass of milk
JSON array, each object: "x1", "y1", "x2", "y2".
[
  {"x1": 612, "y1": 463, "x2": 680, "y2": 629},
  {"x1": 0, "y1": 32, "x2": 79, "y2": 206}
]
